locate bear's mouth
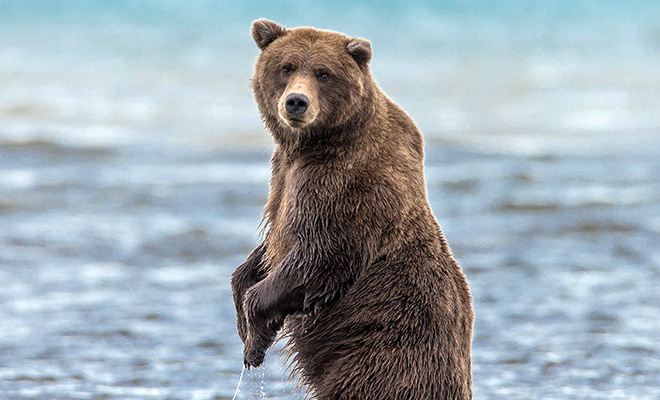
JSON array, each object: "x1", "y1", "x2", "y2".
[{"x1": 283, "y1": 116, "x2": 307, "y2": 128}]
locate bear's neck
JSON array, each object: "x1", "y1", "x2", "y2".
[{"x1": 282, "y1": 125, "x2": 364, "y2": 159}]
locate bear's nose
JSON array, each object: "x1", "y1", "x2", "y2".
[{"x1": 285, "y1": 93, "x2": 309, "y2": 116}]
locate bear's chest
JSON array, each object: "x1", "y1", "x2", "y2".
[
  {"x1": 264, "y1": 162, "x2": 308, "y2": 271},
  {"x1": 264, "y1": 160, "x2": 343, "y2": 271}
]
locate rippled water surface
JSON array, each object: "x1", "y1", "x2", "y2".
[
  {"x1": 2, "y1": 142, "x2": 659, "y2": 399},
  {"x1": 1, "y1": 1, "x2": 660, "y2": 399}
]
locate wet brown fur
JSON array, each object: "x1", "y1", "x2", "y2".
[{"x1": 231, "y1": 19, "x2": 474, "y2": 400}]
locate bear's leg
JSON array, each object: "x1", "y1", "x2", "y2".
[
  {"x1": 242, "y1": 266, "x2": 305, "y2": 367},
  {"x1": 230, "y1": 243, "x2": 267, "y2": 344}
]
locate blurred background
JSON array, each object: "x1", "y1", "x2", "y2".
[{"x1": 1, "y1": 1, "x2": 659, "y2": 399}]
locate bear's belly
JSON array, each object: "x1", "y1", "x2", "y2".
[{"x1": 282, "y1": 255, "x2": 473, "y2": 399}]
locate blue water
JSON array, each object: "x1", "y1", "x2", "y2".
[{"x1": 1, "y1": 1, "x2": 660, "y2": 399}]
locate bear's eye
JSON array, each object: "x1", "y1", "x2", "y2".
[
  {"x1": 282, "y1": 65, "x2": 293, "y2": 76},
  {"x1": 317, "y1": 71, "x2": 330, "y2": 81}
]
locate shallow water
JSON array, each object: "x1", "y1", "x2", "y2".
[
  {"x1": 2, "y1": 1, "x2": 660, "y2": 399},
  {"x1": 2, "y1": 141, "x2": 659, "y2": 399}
]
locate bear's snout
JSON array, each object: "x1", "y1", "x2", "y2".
[
  {"x1": 285, "y1": 93, "x2": 309, "y2": 117},
  {"x1": 277, "y1": 80, "x2": 319, "y2": 128}
]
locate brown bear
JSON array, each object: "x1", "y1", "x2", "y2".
[{"x1": 231, "y1": 19, "x2": 474, "y2": 400}]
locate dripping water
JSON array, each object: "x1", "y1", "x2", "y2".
[
  {"x1": 231, "y1": 365, "x2": 246, "y2": 400},
  {"x1": 260, "y1": 367, "x2": 266, "y2": 399},
  {"x1": 249, "y1": 367, "x2": 255, "y2": 398},
  {"x1": 248, "y1": 366, "x2": 267, "y2": 398}
]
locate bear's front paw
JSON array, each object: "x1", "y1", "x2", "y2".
[
  {"x1": 243, "y1": 341, "x2": 266, "y2": 368},
  {"x1": 243, "y1": 315, "x2": 278, "y2": 368}
]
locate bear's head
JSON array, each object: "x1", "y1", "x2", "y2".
[{"x1": 250, "y1": 19, "x2": 374, "y2": 144}]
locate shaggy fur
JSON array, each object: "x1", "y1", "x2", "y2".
[{"x1": 231, "y1": 19, "x2": 474, "y2": 400}]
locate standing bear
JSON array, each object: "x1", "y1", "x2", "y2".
[{"x1": 231, "y1": 19, "x2": 474, "y2": 400}]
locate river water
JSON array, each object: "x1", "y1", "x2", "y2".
[{"x1": 1, "y1": 1, "x2": 660, "y2": 399}]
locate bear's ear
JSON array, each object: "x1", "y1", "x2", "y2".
[
  {"x1": 251, "y1": 19, "x2": 287, "y2": 50},
  {"x1": 347, "y1": 38, "x2": 372, "y2": 65}
]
